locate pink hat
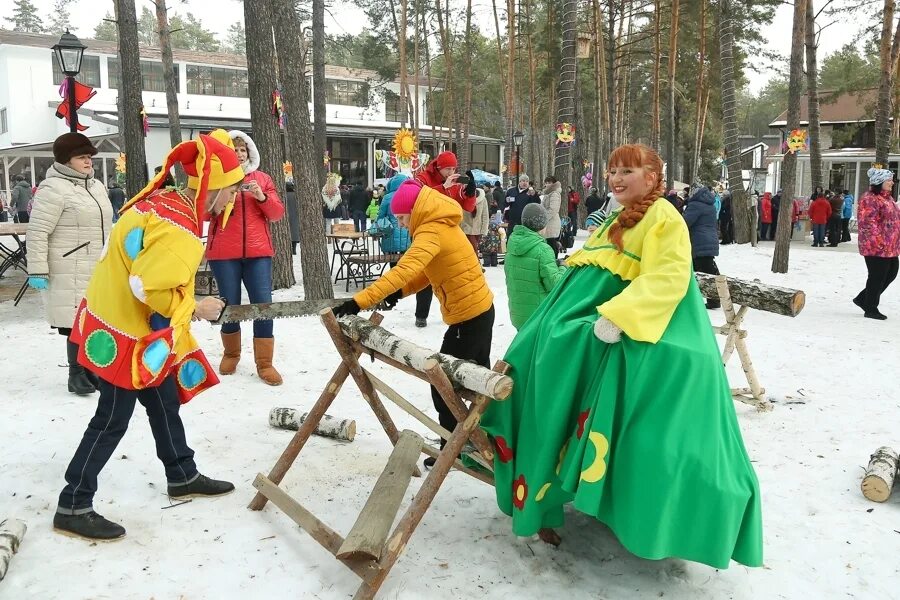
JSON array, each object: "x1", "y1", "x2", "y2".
[
  {"x1": 391, "y1": 179, "x2": 423, "y2": 215},
  {"x1": 434, "y1": 151, "x2": 458, "y2": 169}
]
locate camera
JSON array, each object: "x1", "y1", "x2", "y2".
[
  {"x1": 455, "y1": 175, "x2": 470, "y2": 185},
  {"x1": 240, "y1": 183, "x2": 252, "y2": 191}
]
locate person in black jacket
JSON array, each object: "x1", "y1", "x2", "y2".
[
  {"x1": 348, "y1": 182, "x2": 369, "y2": 232},
  {"x1": 107, "y1": 181, "x2": 126, "y2": 223},
  {"x1": 683, "y1": 186, "x2": 721, "y2": 309},
  {"x1": 492, "y1": 181, "x2": 504, "y2": 215},
  {"x1": 504, "y1": 174, "x2": 537, "y2": 229},
  {"x1": 584, "y1": 187, "x2": 603, "y2": 213},
  {"x1": 719, "y1": 190, "x2": 734, "y2": 245}
]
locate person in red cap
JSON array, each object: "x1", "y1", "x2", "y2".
[
  {"x1": 54, "y1": 130, "x2": 243, "y2": 541},
  {"x1": 413, "y1": 151, "x2": 478, "y2": 327}
]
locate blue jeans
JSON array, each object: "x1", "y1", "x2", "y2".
[
  {"x1": 57, "y1": 376, "x2": 198, "y2": 513},
  {"x1": 812, "y1": 224, "x2": 826, "y2": 246},
  {"x1": 209, "y1": 257, "x2": 274, "y2": 337},
  {"x1": 352, "y1": 210, "x2": 367, "y2": 233}
]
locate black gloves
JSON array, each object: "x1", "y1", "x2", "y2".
[
  {"x1": 464, "y1": 170, "x2": 477, "y2": 197},
  {"x1": 333, "y1": 299, "x2": 361, "y2": 317},
  {"x1": 383, "y1": 289, "x2": 404, "y2": 309}
]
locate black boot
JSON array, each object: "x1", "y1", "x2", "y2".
[
  {"x1": 66, "y1": 340, "x2": 95, "y2": 396},
  {"x1": 168, "y1": 474, "x2": 235, "y2": 499},
  {"x1": 53, "y1": 511, "x2": 126, "y2": 541},
  {"x1": 84, "y1": 369, "x2": 100, "y2": 389}
]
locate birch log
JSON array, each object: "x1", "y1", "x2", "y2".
[
  {"x1": 269, "y1": 408, "x2": 356, "y2": 442},
  {"x1": 0, "y1": 519, "x2": 27, "y2": 581},
  {"x1": 336, "y1": 314, "x2": 514, "y2": 399},
  {"x1": 861, "y1": 446, "x2": 899, "y2": 502},
  {"x1": 694, "y1": 273, "x2": 805, "y2": 317}
]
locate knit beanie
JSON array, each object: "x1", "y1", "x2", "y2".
[
  {"x1": 391, "y1": 179, "x2": 423, "y2": 215},
  {"x1": 434, "y1": 151, "x2": 458, "y2": 169},
  {"x1": 521, "y1": 203, "x2": 548, "y2": 232},
  {"x1": 585, "y1": 209, "x2": 607, "y2": 230},
  {"x1": 868, "y1": 167, "x2": 894, "y2": 186},
  {"x1": 53, "y1": 132, "x2": 97, "y2": 164}
]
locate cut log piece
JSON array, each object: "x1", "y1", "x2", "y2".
[
  {"x1": 336, "y1": 430, "x2": 423, "y2": 561},
  {"x1": 861, "y1": 446, "x2": 899, "y2": 502},
  {"x1": 694, "y1": 273, "x2": 805, "y2": 317},
  {"x1": 269, "y1": 408, "x2": 356, "y2": 442},
  {"x1": 335, "y1": 314, "x2": 514, "y2": 399},
  {"x1": 0, "y1": 518, "x2": 27, "y2": 581}
]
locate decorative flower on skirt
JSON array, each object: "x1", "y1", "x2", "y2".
[
  {"x1": 512, "y1": 475, "x2": 528, "y2": 510},
  {"x1": 494, "y1": 436, "x2": 514, "y2": 463}
]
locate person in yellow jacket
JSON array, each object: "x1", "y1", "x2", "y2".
[
  {"x1": 54, "y1": 130, "x2": 243, "y2": 542},
  {"x1": 333, "y1": 179, "x2": 494, "y2": 467}
]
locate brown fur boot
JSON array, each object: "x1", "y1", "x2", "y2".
[
  {"x1": 219, "y1": 331, "x2": 241, "y2": 375},
  {"x1": 253, "y1": 337, "x2": 283, "y2": 386}
]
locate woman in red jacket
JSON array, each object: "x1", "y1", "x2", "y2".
[
  {"x1": 808, "y1": 193, "x2": 832, "y2": 247},
  {"x1": 207, "y1": 130, "x2": 286, "y2": 385}
]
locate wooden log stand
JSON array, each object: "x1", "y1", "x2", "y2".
[
  {"x1": 696, "y1": 273, "x2": 806, "y2": 412},
  {"x1": 248, "y1": 310, "x2": 512, "y2": 600}
]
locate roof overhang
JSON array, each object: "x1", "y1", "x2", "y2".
[{"x1": 0, "y1": 132, "x2": 121, "y2": 155}]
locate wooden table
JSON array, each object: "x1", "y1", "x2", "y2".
[{"x1": 0, "y1": 223, "x2": 27, "y2": 279}]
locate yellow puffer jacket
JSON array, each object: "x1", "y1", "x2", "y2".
[{"x1": 354, "y1": 186, "x2": 493, "y2": 324}]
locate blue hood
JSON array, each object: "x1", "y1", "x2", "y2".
[{"x1": 688, "y1": 187, "x2": 715, "y2": 206}]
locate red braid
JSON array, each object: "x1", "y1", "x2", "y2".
[{"x1": 606, "y1": 144, "x2": 666, "y2": 252}]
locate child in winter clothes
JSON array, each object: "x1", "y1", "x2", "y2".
[
  {"x1": 481, "y1": 213, "x2": 503, "y2": 267},
  {"x1": 808, "y1": 194, "x2": 832, "y2": 247},
  {"x1": 333, "y1": 180, "x2": 495, "y2": 467},
  {"x1": 505, "y1": 203, "x2": 566, "y2": 330},
  {"x1": 366, "y1": 196, "x2": 381, "y2": 228},
  {"x1": 585, "y1": 208, "x2": 608, "y2": 233}
]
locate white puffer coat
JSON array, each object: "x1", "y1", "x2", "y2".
[
  {"x1": 541, "y1": 181, "x2": 562, "y2": 238},
  {"x1": 28, "y1": 163, "x2": 113, "y2": 328}
]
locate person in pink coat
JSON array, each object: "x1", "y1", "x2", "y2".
[
  {"x1": 206, "y1": 130, "x2": 286, "y2": 385},
  {"x1": 852, "y1": 167, "x2": 899, "y2": 320}
]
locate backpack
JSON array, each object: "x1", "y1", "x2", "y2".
[{"x1": 558, "y1": 216, "x2": 575, "y2": 249}]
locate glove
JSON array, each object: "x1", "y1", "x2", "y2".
[
  {"x1": 593, "y1": 317, "x2": 622, "y2": 344},
  {"x1": 464, "y1": 170, "x2": 477, "y2": 197},
  {"x1": 27, "y1": 276, "x2": 48, "y2": 290},
  {"x1": 333, "y1": 298, "x2": 361, "y2": 318},
  {"x1": 382, "y1": 289, "x2": 404, "y2": 309}
]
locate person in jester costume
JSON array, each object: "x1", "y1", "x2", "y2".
[
  {"x1": 479, "y1": 144, "x2": 763, "y2": 568},
  {"x1": 53, "y1": 130, "x2": 243, "y2": 541}
]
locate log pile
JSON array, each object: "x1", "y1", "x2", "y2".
[
  {"x1": 0, "y1": 518, "x2": 27, "y2": 581},
  {"x1": 269, "y1": 408, "x2": 356, "y2": 442},
  {"x1": 861, "y1": 446, "x2": 899, "y2": 502}
]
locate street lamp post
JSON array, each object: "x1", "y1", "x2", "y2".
[
  {"x1": 52, "y1": 30, "x2": 87, "y2": 133},
  {"x1": 513, "y1": 130, "x2": 525, "y2": 184}
]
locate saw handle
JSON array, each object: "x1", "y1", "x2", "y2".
[{"x1": 206, "y1": 296, "x2": 228, "y2": 325}]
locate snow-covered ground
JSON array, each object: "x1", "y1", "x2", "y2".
[{"x1": 2, "y1": 235, "x2": 899, "y2": 600}]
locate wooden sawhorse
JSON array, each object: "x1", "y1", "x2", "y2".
[{"x1": 248, "y1": 310, "x2": 511, "y2": 599}]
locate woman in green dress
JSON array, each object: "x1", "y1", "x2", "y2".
[{"x1": 481, "y1": 144, "x2": 763, "y2": 569}]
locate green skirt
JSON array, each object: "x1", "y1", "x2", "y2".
[{"x1": 481, "y1": 266, "x2": 763, "y2": 568}]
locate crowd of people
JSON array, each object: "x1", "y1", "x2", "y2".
[{"x1": 9, "y1": 126, "x2": 896, "y2": 578}]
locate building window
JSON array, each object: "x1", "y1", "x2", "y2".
[
  {"x1": 327, "y1": 137, "x2": 367, "y2": 185},
  {"x1": 186, "y1": 65, "x2": 248, "y2": 97},
  {"x1": 325, "y1": 79, "x2": 369, "y2": 107},
  {"x1": 107, "y1": 59, "x2": 180, "y2": 92},
  {"x1": 384, "y1": 90, "x2": 410, "y2": 123},
  {"x1": 52, "y1": 53, "x2": 101, "y2": 87},
  {"x1": 469, "y1": 143, "x2": 500, "y2": 174},
  {"x1": 0, "y1": 108, "x2": 7, "y2": 135}
]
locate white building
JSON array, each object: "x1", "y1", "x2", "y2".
[{"x1": 0, "y1": 29, "x2": 502, "y2": 195}]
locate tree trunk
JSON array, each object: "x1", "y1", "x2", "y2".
[
  {"x1": 720, "y1": 0, "x2": 751, "y2": 245},
  {"x1": 772, "y1": 0, "x2": 807, "y2": 274},
  {"x1": 115, "y1": 0, "x2": 147, "y2": 196},
  {"x1": 651, "y1": 0, "x2": 662, "y2": 151},
  {"x1": 459, "y1": 0, "x2": 474, "y2": 168},
  {"x1": 312, "y1": 0, "x2": 327, "y2": 185},
  {"x1": 592, "y1": 0, "x2": 605, "y2": 178},
  {"x1": 270, "y1": 0, "x2": 333, "y2": 297},
  {"x1": 606, "y1": 5, "x2": 619, "y2": 150},
  {"x1": 805, "y1": 0, "x2": 822, "y2": 193},
  {"x1": 399, "y1": 0, "x2": 408, "y2": 128},
  {"x1": 690, "y1": 0, "x2": 707, "y2": 184},
  {"x1": 269, "y1": 407, "x2": 356, "y2": 442},
  {"x1": 505, "y1": 0, "x2": 516, "y2": 181},
  {"x1": 874, "y1": 0, "x2": 899, "y2": 165},
  {"x1": 154, "y1": 0, "x2": 184, "y2": 185},
  {"x1": 861, "y1": 446, "x2": 899, "y2": 503},
  {"x1": 665, "y1": 0, "x2": 680, "y2": 190},
  {"x1": 525, "y1": 0, "x2": 537, "y2": 179},
  {"x1": 0, "y1": 518, "x2": 26, "y2": 581},
  {"x1": 434, "y1": 0, "x2": 456, "y2": 155},
  {"x1": 553, "y1": 0, "x2": 577, "y2": 188},
  {"x1": 694, "y1": 272, "x2": 806, "y2": 317}
]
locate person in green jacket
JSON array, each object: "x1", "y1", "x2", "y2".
[
  {"x1": 366, "y1": 195, "x2": 381, "y2": 228},
  {"x1": 505, "y1": 203, "x2": 566, "y2": 330}
]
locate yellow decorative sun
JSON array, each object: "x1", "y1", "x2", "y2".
[
  {"x1": 115, "y1": 152, "x2": 127, "y2": 175},
  {"x1": 393, "y1": 128, "x2": 417, "y2": 160}
]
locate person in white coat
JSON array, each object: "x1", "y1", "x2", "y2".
[
  {"x1": 461, "y1": 187, "x2": 490, "y2": 258},
  {"x1": 541, "y1": 176, "x2": 563, "y2": 257},
  {"x1": 27, "y1": 133, "x2": 113, "y2": 395}
]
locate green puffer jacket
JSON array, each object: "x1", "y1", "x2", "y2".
[{"x1": 504, "y1": 225, "x2": 566, "y2": 330}]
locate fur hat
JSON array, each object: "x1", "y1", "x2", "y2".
[
  {"x1": 434, "y1": 151, "x2": 458, "y2": 169},
  {"x1": 391, "y1": 179, "x2": 423, "y2": 215},
  {"x1": 53, "y1": 132, "x2": 97, "y2": 164},
  {"x1": 521, "y1": 203, "x2": 548, "y2": 232},
  {"x1": 868, "y1": 167, "x2": 894, "y2": 186},
  {"x1": 228, "y1": 130, "x2": 260, "y2": 174}
]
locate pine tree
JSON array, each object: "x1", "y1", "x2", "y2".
[
  {"x1": 224, "y1": 21, "x2": 246, "y2": 55},
  {"x1": 47, "y1": 0, "x2": 73, "y2": 35},
  {"x1": 93, "y1": 12, "x2": 118, "y2": 42},
  {"x1": 7, "y1": 0, "x2": 44, "y2": 33}
]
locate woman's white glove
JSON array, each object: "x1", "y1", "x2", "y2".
[{"x1": 593, "y1": 316, "x2": 622, "y2": 344}]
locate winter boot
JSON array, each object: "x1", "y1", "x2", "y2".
[
  {"x1": 168, "y1": 474, "x2": 235, "y2": 499},
  {"x1": 66, "y1": 340, "x2": 95, "y2": 396},
  {"x1": 253, "y1": 337, "x2": 283, "y2": 386},
  {"x1": 84, "y1": 369, "x2": 100, "y2": 389},
  {"x1": 219, "y1": 331, "x2": 242, "y2": 375},
  {"x1": 53, "y1": 511, "x2": 125, "y2": 541}
]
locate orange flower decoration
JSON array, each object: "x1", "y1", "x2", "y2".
[{"x1": 512, "y1": 475, "x2": 528, "y2": 510}]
